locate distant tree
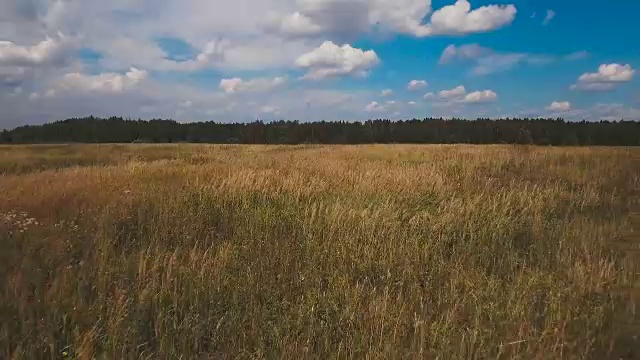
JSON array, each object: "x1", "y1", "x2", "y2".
[{"x1": 0, "y1": 116, "x2": 638, "y2": 146}]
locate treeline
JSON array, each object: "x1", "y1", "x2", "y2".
[{"x1": 1, "y1": 116, "x2": 639, "y2": 145}]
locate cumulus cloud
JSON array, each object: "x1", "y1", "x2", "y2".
[
  {"x1": 0, "y1": 36, "x2": 77, "y2": 67},
  {"x1": 266, "y1": 12, "x2": 324, "y2": 37},
  {"x1": 571, "y1": 64, "x2": 635, "y2": 91},
  {"x1": 364, "y1": 99, "x2": 406, "y2": 113},
  {"x1": 462, "y1": 90, "x2": 497, "y2": 103},
  {"x1": 417, "y1": 0, "x2": 517, "y2": 36},
  {"x1": 439, "y1": 85, "x2": 467, "y2": 99},
  {"x1": 86, "y1": 33, "x2": 314, "y2": 74},
  {"x1": 389, "y1": 0, "x2": 517, "y2": 37},
  {"x1": 408, "y1": 80, "x2": 427, "y2": 91},
  {"x1": 0, "y1": 35, "x2": 79, "y2": 95},
  {"x1": 542, "y1": 10, "x2": 555, "y2": 25},
  {"x1": 578, "y1": 64, "x2": 635, "y2": 83},
  {"x1": 265, "y1": 1, "x2": 371, "y2": 39},
  {"x1": 219, "y1": 77, "x2": 286, "y2": 93},
  {"x1": 48, "y1": 68, "x2": 148, "y2": 95},
  {"x1": 268, "y1": 0, "x2": 517, "y2": 39},
  {"x1": 189, "y1": 39, "x2": 228, "y2": 69},
  {"x1": 546, "y1": 101, "x2": 571, "y2": 112},
  {"x1": 365, "y1": 101, "x2": 385, "y2": 112},
  {"x1": 381, "y1": 89, "x2": 393, "y2": 96},
  {"x1": 159, "y1": 38, "x2": 307, "y2": 72},
  {"x1": 295, "y1": 41, "x2": 379, "y2": 80},
  {"x1": 1, "y1": 0, "x2": 631, "y2": 127},
  {"x1": 120, "y1": 38, "x2": 230, "y2": 72},
  {"x1": 424, "y1": 85, "x2": 497, "y2": 104}
]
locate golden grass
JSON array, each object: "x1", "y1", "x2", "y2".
[{"x1": 1, "y1": 144, "x2": 639, "y2": 359}]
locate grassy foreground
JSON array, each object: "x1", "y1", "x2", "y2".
[{"x1": 1, "y1": 144, "x2": 638, "y2": 359}]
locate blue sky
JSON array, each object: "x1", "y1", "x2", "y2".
[{"x1": 0, "y1": 0, "x2": 638, "y2": 128}]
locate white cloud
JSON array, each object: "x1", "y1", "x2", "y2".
[
  {"x1": 189, "y1": 39, "x2": 228, "y2": 70},
  {"x1": 572, "y1": 64, "x2": 635, "y2": 91},
  {"x1": 3, "y1": 0, "x2": 634, "y2": 128},
  {"x1": 7, "y1": 1, "x2": 317, "y2": 73},
  {"x1": 295, "y1": 41, "x2": 379, "y2": 80},
  {"x1": 578, "y1": 64, "x2": 635, "y2": 83},
  {"x1": 2, "y1": 70, "x2": 377, "y2": 129},
  {"x1": 93, "y1": 35, "x2": 310, "y2": 73},
  {"x1": 417, "y1": 0, "x2": 517, "y2": 36},
  {"x1": 49, "y1": 68, "x2": 148, "y2": 94},
  {"x1": 268, "y1": 0, "x2": 517, "y2": 39},
  {"x1": 546, "y1": 101, "x2": 571, "y2": 112},
  {"x1": 371, "y1": 99, "x2": 408, "y2": 115},
  {"x1": 0, "y1": 35, "x2": 79, "y2": 95},
  {"x1": 100, "y1": 38, "x2": 194, "y2": 73},
  {"x1": 365, "y1": 101, "x2": 385, "y2": 112},
  {"x1": 267, "y1": 12, "x2": 324, "y2": 37},
  {"x1": 462, "y1": 90, "x2": 497, "y2": 103},
  {"x1": 381, "y1": 89, "x2": 393, "y2": 96},
  {"x1": 0, "y1": 35, "x2": 77, "y2": 67},
  {"x1": 424, "y1": 85, "x2": 497, "y2": 104},
  {"x1": 542, "y1": 10, "x2": 555, "y2": 25},
  {"x1": 215, "y1": 39, "x2": 312, "y2": 71},
  {"x1": 265, "y1": 1, "x2": 372, "y2": 39},
  {"x1": 439, "y1": 85, "x2": 467, "y2": 99},
  {"x1": 408, "y1": 80, "x2": 428, "y2": 91},
  {"x1": 219, "y1": 77, "x2": 286, "y2": 93}
]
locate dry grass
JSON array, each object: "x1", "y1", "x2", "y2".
[{"x1": 1, "y1": 144, "x2": 638, "y2": 359}]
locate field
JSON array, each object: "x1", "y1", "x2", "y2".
[{"x1": 1, "y1": 144, "x2": 638, "y2": 359}]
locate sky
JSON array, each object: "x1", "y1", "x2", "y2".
[{"x1": 0, "y1": 0, "x2": 639, "y2": 129}]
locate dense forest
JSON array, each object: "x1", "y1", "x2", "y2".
[{"x1": 1, "y1": 116, "x2": 639, "y2": 145}]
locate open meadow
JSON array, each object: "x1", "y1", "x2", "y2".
[{"x1": 1, "y1": 144, "x2": 639, "y2": 359}]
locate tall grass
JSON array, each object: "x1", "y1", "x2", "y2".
[{"x1": 1, "y1": 144, "x2": 638, "y2": 359}]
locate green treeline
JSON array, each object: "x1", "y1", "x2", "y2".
[{"x1": 1, "y1": 116, "x2": 639, "y2": 145}]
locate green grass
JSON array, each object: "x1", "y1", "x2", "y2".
[{"x1": 1, "y1": 144, "x2": 638, "y2": 359}]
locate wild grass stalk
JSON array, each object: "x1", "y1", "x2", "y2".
[{"x1": 0, "y1": 145, "x2": 637, "y2": 359}]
